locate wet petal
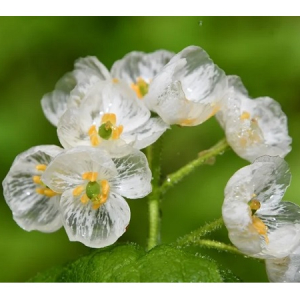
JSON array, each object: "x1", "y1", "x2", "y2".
[
  {"x1": 145, "y1": 46, "x2": 227, "y2": 125},
  {"x1": 111, "y1": 50, "x2": 174, "y2": 84},
  {"x1": 2, "y1": 145, "x2": 63, "y2": 232},
  {"x1": 60, "y1": 189, "x2": 130, "y2": 248},
  {"x1": 42, "y1": 147, "x2": 117, "y2": 193},
  {"x1": 123, "y1": 117, "x2": 169, "y2": 150},
  {"x1": 110, "y1": 149, "x2": 152, "y2": 199}
]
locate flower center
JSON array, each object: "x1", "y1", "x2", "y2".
[
  {"x1": 248, "y1": 197, "x2": 269, "y2": 243},
  {"x1": 33, "y1": 164, "x2": 57, "y2": 198},
  {"x1": 73, "y1": 172, "x2": 110, "y2": 210},
  {"x1": 131, "y1": 77, "x2": 149, "y2": 99},
  {"x1": 88, "y1": 113, "x2": 124, "y2": 146}
]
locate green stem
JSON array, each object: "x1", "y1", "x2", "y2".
[
  {"x1": 190, "y1": 239, "x2": 243, "y2": 256},
  {"x1": 146, "y1": 138, "x2": 162, "y2": 251},
  {"x1": 160, "y1": 138, "x2": 229, "y2": 195},
  {"x1": 176, "y1": 218, "x2": 224, "y2": 247}
]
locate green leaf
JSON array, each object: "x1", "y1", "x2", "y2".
[{"x1": 30, "y1": 243, "x2": 237, "y2": 282}]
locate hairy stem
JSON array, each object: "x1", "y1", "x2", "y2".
[
  {"x1": 176, "y1": 218, "x2": 224, "y2": 247},
  {"x1": 160, "y1": 138, "x2": 229, "y2": 195}
]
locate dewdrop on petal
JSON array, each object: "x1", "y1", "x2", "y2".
[
  {"x1": 41, "y1": 146, "x2": 152, "y2": 248},
  {"x1": 144, "y1": 45, "x2": 228, "y2": 126},
  {"x1": 222, "y1": 155, "x2": 300, "y2": 259},
  {"x1": 216, "y1": 75, "x2": 292, "y2": 162}
]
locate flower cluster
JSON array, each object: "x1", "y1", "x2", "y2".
[{"x1": 2, "y1": 44, "x2": 296, "y2": 281}]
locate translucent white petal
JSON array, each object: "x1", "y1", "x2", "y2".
[
  {"x1": 2, "y1": 145, "x2": 63, "y2": 232},
  {"x1": 111, "y1": 50, "x2": 174, "y2": 84},
  {"x1": 60, "y1": 189, "x2": 130, "y2": 248},
  {"x1": 41, "y1": 90, "x2": 70, "y2": 127},
  {"x1": 123, "y1": 117, "x2": 169, "y2": 150},
  {"x1": 110, "y1": 149, "x2": 152, "y2": 199},
  {"x1": 145, "y1": 46, "x2": 227, "y2": 125},
  {"x1": 42, "y1": 147, "x2": 117, "y2": 193},
  {"x1": 74, "y1": 56, "x2": 111, "y2": 81}
]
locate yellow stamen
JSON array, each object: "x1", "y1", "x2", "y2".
[
  {"x1": 112, "y1": 78, "x2": 119, "y2": 83},
  {"x1": 249, "y1": 199, "x2": 261, "y2": 211},
  {"x1": 80, "y1": 194, "x2": 89, "y2": 204},
  {"x1": 36, "y1": 187, "x2": 57, "y2": 198},
  {"x1": 32, "y1": 176, "x2": 42, "y2": 184},
  {"x1": 102, "y1": 113, "x2": 116, "y2": 125},
  {"x1": 90, "y1": 134, "x2": 100, "y2": 146},
  {"x1": 252, "y1": 215, "x2": 269, "y2": 243},
  {"x1": 43, "y1": 188, "x2": 57, "y2": 197},
  {"x1": 82, "y1": 172, "x2": 98, "y2": 182},
  {"x1": 101, "y1": 180, "x2": 110, "y2": 197},
  {"x1": 240, "y1": 111, "x2": 251, "y2": 120},
  {"x1": 36, "y1": 164, "x2": 47, "y2": 171},
  {"x1": 88, "y1": 125, "x2": 97, "y2": 135},
  {"x1": 112, "y1": 125, "x2": 123, "y2": 140},
  {"x1": 131, "y1": 77, "x2": 149, "y2": 99},
  {"x1": 73, "y1": 185, "x2": 84, "y2": 196},
  {"x1": 36, "y1": 188, "x2": 45, "y2": 195}
]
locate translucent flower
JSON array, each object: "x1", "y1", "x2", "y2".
[
  {"x1": 265, "y1": 244, "x2": 300, "y2": 282},
  {"x1": 41, "y1": 57, "x2": 111, "y2": 126},
  {"x1": 216, "y1": 75, "x2": 292, "y2": 162},
  {"x1": 222, "y1": 156, "x2": 300, "y2": 259},
  {"x1": 41, "y1": 146, "x2": 152, "y2": 248},
  {"x1": 2, "y1": 145, "x2": 63, "y2": 232},
  {"x1": 144, "y1": 45, "x2": 228, "y2": 126},
  {"x1": 42, "y1": 50, "x2": 173, "y2": 126},
  {"x1": 57, "y1": 80, "x2": 169, "y2": 151}
]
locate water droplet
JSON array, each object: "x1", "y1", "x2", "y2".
[
  {"x1": 198, "y1": 20, "x2": 203, "y2": 26},
  {"x1": 167, "y1": 177, "x2": 171, "y2": 183}
]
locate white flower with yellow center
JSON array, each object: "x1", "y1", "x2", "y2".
[
  {"x1": 144, "y1": 45, "x2": 228, "y2": 126},
  {"x1": 216, "y1": 75, "x2": 292, "y2": 162},
  {"x1": 42, "y1": 50, "x2": 173, "y2": 126},
  {"x1": 223, "y1": 156, "x2": 300, "y2": 259},
  {"x1": 2, "y1": 145, "x2": 63, "y2": 232},
  {"x1": 41, "y1": 146, "x2": 152, "y2": 248},
  {"x1": 265, "y1": 243, "x2": 300, "y2": 282},
  {"x1": 41, "y1": 57, "x2": 111, "y2": 126},
  {"x1": 57, "y1": 80, "x2": 169, "y2": 151}
]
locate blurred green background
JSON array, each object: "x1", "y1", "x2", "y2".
[{"x1": 1, "y1": 16, "x2": 300, "y2": 282}]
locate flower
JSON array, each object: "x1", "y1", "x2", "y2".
[
  {"x1": 216, "y1": 75, "x2": 292, "y2": 162},
  {"x1": 265, "y1": 244, "x2": 300, "y2": 282},
  {"x1": 41, "y1": 50, "x2": 174, "y2": 126},
  {"x1": 2, "y1": 145, "x2": 63, "y2": 232},
  {"x1": 144, "y1": 45, "x2": 228, "y2": 126},
  {"x1": 41, "y1": 146, "x2": 152, "y2": 248},
  {"x1": 222, "y1": 155, "x2": 300, "y2": 259},
  {"x1": 57, "y1": 80, "x2": 169, "y2": 151}
]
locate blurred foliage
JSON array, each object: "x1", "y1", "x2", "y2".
[{"x1": 1, "y1": 16, "x2": 300, "y2": 282}]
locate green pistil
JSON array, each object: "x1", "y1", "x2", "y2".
[
  {"x1": 139, "y1": 81, "x2": 149, "y2": 97},
  {"x1": 86, "y1": 181, "x2": 101, "y2": 200},
  {"x1": 98, "y1": 122, "x2": 112, "y2": 140}
]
